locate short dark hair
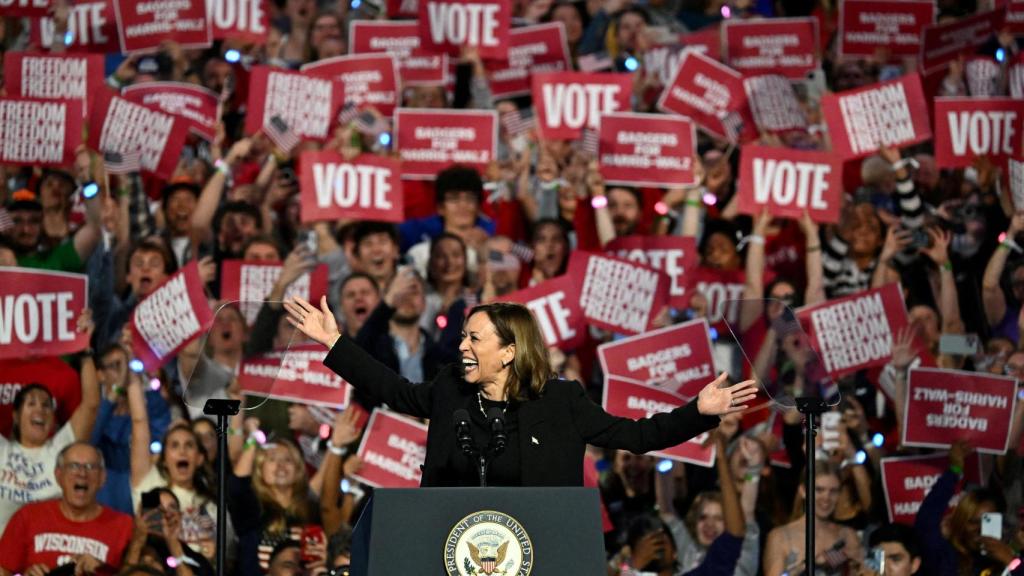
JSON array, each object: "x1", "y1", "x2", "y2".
[
  {"x1": 607, "y1": 186, "x2": 642, "y2": 208},
  {"x1": 127, "y1": 238, "x2": 178, "y2": 277},
  {"x1": 434, "y1": 165, "x2": 483, "y2": 206},
  {"x1": 37, "y1": 169, "x2": 76, "y2": 195},
  {"x1": 352, "y1": 221, "x2": 398, "y2": 254},
  {"x1": 12, "y1": 383, "x2": 53, "y2": 441},
  {"x1": 241, "y1": 234, "x2": 283, "y2": 259},
  {"x1": 869, "y1": 523, "x2": 921, "y2": 559},
  {"x1": 213, "y1": 200, "x2": 264, "y2": 232},
  {"x1": 327, "y1": 527, "x2": 354, "y2": 563},
  {"x1": 269, "y1": 540, "x2": 302, "y2": 565},
  {"x1": 160, "y1": 182, "x2": 201, "y2": 213},
  {"x1": 340, "y1": 272, "x2": 379, "y2": 294}
]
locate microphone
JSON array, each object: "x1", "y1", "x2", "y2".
[
  {"x1": 453, "y1": 409, "x2": 474, "y2": 456},
  {"x1": 485, "y1": 407, "x2": 507, "y2": 454}
]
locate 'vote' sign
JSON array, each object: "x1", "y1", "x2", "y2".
[
  {"x1": 0, "y1": 268, "x2": 89, "y2": 360},
  {"x1": 605, "y1": 235, "x2": 698, "y2": 309},
  {"x1": 532, "y1": 71, "x2": 632, "y2": 140},
  {"x1": 299, "y1": 152, "x2": 404, "y2": 223},
  {"x1": 736, "y1": 145, "x2": 842, "y2": 223},
  {"x1": 418, "y1": 0, "x2": 511, "y2": 60},
  {"x1": 499, "y1": 275, "x2": 585, "y2": 351},
  {"x1": 207, "y1": 0, "x2": 268, "y2": 44},
  {"x1": 32, "y1": 0, "x2": 121, "y2": 54},
  {"x1": 933, "y1": 98, "x2": 1024, "y2": 169}
]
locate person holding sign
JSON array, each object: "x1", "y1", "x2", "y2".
[{"x1": 284, "y1": 296, "x2": 757, "y2": 487}]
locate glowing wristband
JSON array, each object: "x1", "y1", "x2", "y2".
[{"x1": 590, "y1": 195, "x2": 607, "y2": 209}]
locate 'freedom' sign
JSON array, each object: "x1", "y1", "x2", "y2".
[
  {"x1": 485, "y1": 23, "x2": 571, "y2": 99},
  {"x1": 0, "y1": 268, "x2": 89, "y2": 360},
  {"x1": 219, "y1": 260, "x2": 329, "y2": 326},
  {"x1": 597, "y1": 112, "x2": 697, "y2": 188},
  {"x1": 499, "y1": 275, "x2": 585, "y2": 351},
  {"x1": 532, "y1": 71, "x2": 632, "y2": 140},
  {"x1": 207, "y1": 0, "x2": 269, "y2": 44},
  {"x1": 743, "y1": 74, "x2": 807, "y2": 134},
  {"x1": 112, "y1": 0, "x2": 211, "y2": 53},
  {"x1": 349, "y1": 21, "x2": 449, "y2": 86},
  {"x1": 88, "y1": 89, "x2": 188, "y2": 179},
  {"x1": 722, "y1": 17, "x2": 818, "y2": 79},
  {"x1": 933, "y1": 98, "x2": 1024, "y2": 168},
  {"x1": 298, "y1": 152, "x2": 404, "y2": 223},
  {"x1": 238, "y1": 344, "x2": 351, "y2": 408},
  {"x1": 838, "y1": 0, "x2": 935, "y2": 57},
  {"x1": 598, "y1": 319, "x2": 715, "y2": 397},
  {"x1": 902, "y1": 367, "x2": 1018, "y2": 454},
  {"x1": 394, "y1": 108, "x2": 497, "y2": 179},
  {"x1": 820, "y1": 73, "x2": 931, "y2": 159},
  {"x1": 122, "y1": 82, "x2": 220, "y2": 141},
  {"x1": 245, "y1": 66, "x2": 344, "y2": 142},
  {"x1": 880, "y1": 452, "x2": 982, "y2": 524},
  {"x1": 301, "y1": 54, "x2": 400, "y2": 118},
  {"x1": 656, "y1": 49, "x2": 752, "y2": 141},
  {"x1": 736, "y1": 145, "x2": 843, "y2": 223},
  {"x1": 418, "y1": 0, "x2": 511, "y2": 59},
  {"x1": 602, "y1": 377, "x2": 716, "y2": 467},
  {"x1": 130, "y1": 261, "x2": 215, "y2": 372},
  {"x1": 605, "y1": 235, "x2": 698, "y2": 309},
  {"x1": 352, "y1": 409, "x2": 428, "y2": 488},
  {"x1": 796, "y1": 283, "x2": 908, "y2": 378},
  {"x1": 0, "y1": 97, "x2": 83, "y2": 167},
  {"x1": 568, "y1": 252, "x2": 670, "y2": 335},
  {"x1": 4, "y1": 52, "x2": 104, "y2": 117}
]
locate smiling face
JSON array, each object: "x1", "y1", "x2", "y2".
[
  {"x1": 9, "y1": 208, "x2": 42, "y2": 252},
  {"x1": 459, "y1": 312, "x2": 515, "y2": 391},
  {"x1": 703, "y1": 232, "x2": 740, "y2": 270},
  {"x1": 808, "y1": 473, "x2": 841, "y2": 520},
  {"x1": 438, "y1": 190, "x2": 480, "y2": 232},
  {"x1": 15, "y1": 387, "x2": 55, "y2": 447},
  {"x1": 695, "y1": 499, "x2": 724, "y2": 547},
  {"x1": 259, "y1": 443, "x2": 301, "y2": 490},
  {"x1": 127, "y1": 248, "x2": 169, "y2": 297},
  {"x1": 161, "y1": 427, "x2": 204, "y2": 488},
  {"x1": 607, "y1": 188, "x2": 640, "y2": 237},
  {"x1": 355, "y1": 232, "x2": 399, "y2": 285},
  {"x1": 429, "y1": 237, "x2": 467, "y2": 288},
  {"x1": 166, "y1": 189, "x2": 197, "y2": 237},
  {"x1": 340, "y1": 276, "x2": 380, "y2": 335},
  {"x1": 56, "y1": 444, "x2": 105, "y2": 511}
]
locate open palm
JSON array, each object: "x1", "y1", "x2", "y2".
[
  {"x1": 697, "y1": 372, "x2": 759, "y2": 416},
  {"x1": 284, "y1": 296, "x2": 339, "y2": 347}
]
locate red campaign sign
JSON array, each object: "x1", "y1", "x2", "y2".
[
  {"x1": 568, "y1": 252, "x2": 670, "y2": 336},
  {"x1": 207, "y1": 0, "x2": 270, "y2": 44},
  {"x1": 418, "y1": 0, "x2": 511, "y2": 60},
  {"x1": 219, "y1": 260, "x2": 329, "y2": 326},
  {"x1": 743, "y1": 75, "x2": 807, "y2": 134},
  {"x1": 605, "y1": 235, "x2": 699, "y2": 309},
  {"x1": 602, "y1": 377, "x2": 716, "y2": 467},
  {"x1": 1012, "y1": 54, "x2": 1024, "y2": 100},
  {"x1": 0, "y1": 268, "x2": 89, "y2": 360},
  {"x1": 130, "y1": 261, "x2": 215, "y2": 372},
  {"x1": 1010, "y1": 157, "x2": 1024, "y2": 210},
  {"x1": 880, "y1": 452, "x2": 982, "y2": 525},
  {"x1": 820, "y1": 73, "x2": 931, "y2": 159},
  {"x1": 598, "y1": 319, "x2": 715, "y2": 398},
  {"x1": 1, "y1": 0, "x2": 50, "y2": 17},
  {"x1": 933, "y1": 98, "x2": 1024, "y2": 169},
  {"x1": 244, "y1": 66, "x2": 344, "y2": 142},
  {"x1": 485, "y1": 23, "x2": 571, "y2": 99},
  {"x1": 498, "y1": 275, "x2": 585, "y2": 351},
  {"x1": 113, "y1": 0, "x2": 211, "y2": 53},
  {"x1": 736, "y1": 145, "x2": 843, "y2": 224},
  {"x1": 349, "y1": 21, "x2": 449, "y2": 86},
  {"x1": 302, "y1": 54, "x2": 400, "y2": 118},
  {"x1": 687, "y1": 267, "x2": 747, "y2": 331},
  {"x1": 643, "y1": 43, "x2": 689, "y2": 90},
  {"x1": 1009, "y1": 0, "x2": 1024, "y2": 33},
  {"x1": 682, "y1": 25, "x2": 722, "y2": 62},
  {"x1": 32, "y1": 0, "x2": 121, "y2": 54},
  {"x1": 238, "y1": 344, "x2": 351, "y2": 408},
  {"x1": 902, "y1": 367, "x2": 1018, "y2": 454},
  {"x1": 394, "y1": 108, "x2": 497, "y2": 179},
  {"x1": 532, "y1": 71, "x2": 633, "y2": 140},
  {"x1": 387, "y1": 0, "x2": 418, "y2": 18},
  {"x1": 298, "y1": 152, "x2": 404, "y2": 223},
  {"x1": 838, "y1": 0, "x2": 935, "y2": 57},
  {"x1": 796, "y1": 283, "x2": 908, "y2": 379},
  {"x1": 657, "y1": 49, "x2": 754, "y2": 141},
  {"x1": 723, "y1": 17, "x2": 818, "y2": 79},
  {"x1": 3, "y1": 52, "x2": 104, "y2": 118},
  {"x1": 0, "y1": 97, "x2": 83, "y2": 167},
  {"x1": 353, "y1": 409, "x2": 428, "y2": 488},
  {"x1": 597, "y1": 112, "x2": 697, "y2": 188},
  {"x1": 88, "y1": 89, "x2": 188, "y2": 179},
  {"x1": 122, "y1": 82, "x2": 219, "y2": 141},
  {"x1": 920, "y1": 8, "x2": 1006, "y2": 73}
]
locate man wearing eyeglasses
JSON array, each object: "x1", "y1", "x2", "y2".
[{"x1": 0, "y1": 442, "x2": 133, "y2": 576}]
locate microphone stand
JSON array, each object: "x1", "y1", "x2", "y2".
[
  {"x1": 204, "y1": 398, "x2": 240, "y2": 576},
  {"x1": 796, "y1": 397, "x2": 829, "y2": 576}
]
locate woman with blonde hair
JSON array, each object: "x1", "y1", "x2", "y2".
[{"x1": 284, "y1": 296, "x2": 757, "y2": 487}]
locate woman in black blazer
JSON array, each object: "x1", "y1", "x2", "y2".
[{"x1": 283, "y1": 296, "x2": 757, "y2": 487}]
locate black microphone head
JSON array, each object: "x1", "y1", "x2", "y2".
[
  {"x1": 453, "y1": 408, "x2": 471, "y2": 425},
  {"x1": 485, "y1": 406, "x2": 505, "y2": 423}
]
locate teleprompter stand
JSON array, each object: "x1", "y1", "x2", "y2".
[
  {"x1": 796, "y1": 396, "x2": 830, "y2": 576},
  {"x1": 203, "y1": 398, "x2": 240, "y2": 576}
]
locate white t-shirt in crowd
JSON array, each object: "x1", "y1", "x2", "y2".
[{"x1": 0, "y1": 423, "x2": 76, "y2": 535}]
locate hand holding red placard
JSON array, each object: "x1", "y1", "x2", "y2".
[
  {"x1": 4, "y1": 52, "x2": 104, "y2": 117},
  {"x1": 597, "y1": 112, "x2": 697, "y2": 188},
  {"x1": 656, "y1": 50, "x2": 754, "y2": 141},
  {"x1": 880, "y1": 452, "x2": 982, "y2": 524},
  {"x1": 88, "y1": 89, "x2": 188, "y2": 178},
  {"x1": 0, "y1": 268, "x2": 90, "y2": 360},
  {"x1": 238, "y1": 345, "x2": 351, "y2": 408},
  {"x1": 568, "y1": 252, "x2": 670, "y2": 335},
  {"x1": 394, "y1": 108, "x2": 497, "y2": 179},
  {"x1": 605, "y1": 236, "x2": 698, "y2": 308},
  {"x1": 736, "y1": 145, "x2": 843, "y2": 223},
  {"x1": 820, "y1": 73, "x2": 931, "y2": 159},
  {"x1": 113, "y1": 0, "x2": 211, "y2": 53},
  {"x1": 838, "y1": 0, "x2": 935, "y2": 57},
  {"x1": 0, "y1": 97, "x2": 83, "y2": 167},
  {"x1": 302, "y1": 54, "x2": 400, "y2": 118},
  {"x1": 219, "y1": 259, "x2": 329, "y2": 325},
  {"x1": 933, "y1": 98, "x2": 1024, "y2": 168},
  {"x1": 532, "y1": 71, "x2": 633, "y2": 140},
  {"x1": 598, "y1": 320, "x2": 715, "y2": 398},
  {"x1": 352, "y1": 409, "x2": 428, "y2": 488},
  {"x1": 208, "y1": 0, "x2": 269, "y2": 44},
  {"x1": 130, "y1": 261, "x2": 215, "y2": 371},
  {"x1": 244, "y1": 66, "x2": 345, "y2": 142},
  {"x1": 122, "y1": 82, "x2": 220, "y2": 141},
  {"x1": 723, "y1": 17, "x2": 818, "y2": 79},
  {"x1": 418, "y1": 0, "x2": 511, "y2": 59},
  {"x1": 498, "y1": 275, "x2": 585, "y2": 350},
  {"x1": 299, "y1": 152, "x2": 404, "y2": 223}
]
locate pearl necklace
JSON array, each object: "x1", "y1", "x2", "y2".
[{"x1": 477, "y1": 391, "x2": 508, "y2": 418}]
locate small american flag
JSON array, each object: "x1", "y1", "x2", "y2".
[
  {"x1": 577, "y1": 52, "x2": 614, "y2": 72},
  {"x1": 337, "y1": 102, "x2": 359, "y2": 126},
  {"x1": 264, "y1": 114, "x2": 301, "y2": 154},
  {"x1": 103, "y1": 149, "x2": 141, "y2": 175},
  {"x1": 579, "y1": 128, "x2": 599, "y2": 156},
  {"x1": 510, "y1": 242, "x2": 534, "y2": 264},
  {"x1": 500, "y1": 108, "x2": 535, "y2": 136},
  {"x1": 0, "y1": 208, "x2": 12, "y2": 234}
]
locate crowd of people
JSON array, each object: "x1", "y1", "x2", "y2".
[{"x1": 1, "y1": 0, "x2": 1024, "y2": 574}]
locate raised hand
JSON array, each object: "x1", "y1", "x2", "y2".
[
  {"x1": 284, "y1": 296, "x2": 340, "y2": 348},
  {"x1": 697, "y1": 372, "x2": 759, "y2": 416},
  {"x1": 332, "y1": 406, "x2": 365, "y2": 447},
  {"x1": 890, "y1": 327, "x2": 916, "y2": 372}
]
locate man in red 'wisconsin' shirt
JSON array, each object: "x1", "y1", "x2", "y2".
[{"x1": 0, "y1": 442, "x2": 133, "y2": 576}]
